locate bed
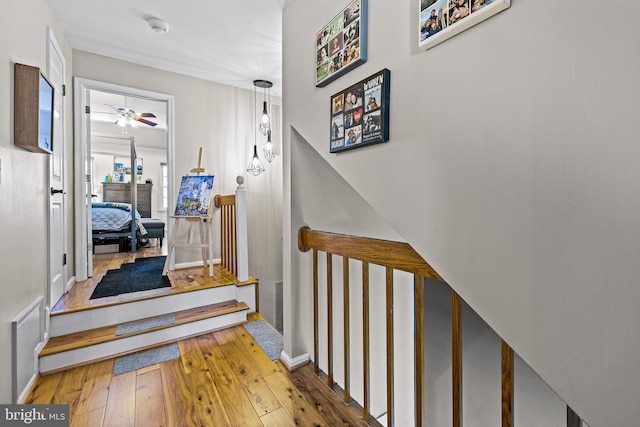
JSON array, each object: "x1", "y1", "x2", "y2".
[{"x1": 92, "y1": 202, "x2": 148, "y2": 252}]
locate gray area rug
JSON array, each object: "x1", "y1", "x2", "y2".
[
  {"x1": 115, "y1": 314, "x2": 176, "y2": 336},
  {"x1": 113, "y1": 344, "x2": 180, "y2": 376},
  {"x1": 243, "y1": 320, "x2": 283, "y2": 360}
]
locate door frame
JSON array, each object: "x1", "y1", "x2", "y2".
[{"x1": 73, "y1": 78, "x2": 174, "y2": 281}]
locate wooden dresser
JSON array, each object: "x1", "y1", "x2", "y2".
[{"x1": 102, "y1": 183, "x2": 153, "y2": 218}]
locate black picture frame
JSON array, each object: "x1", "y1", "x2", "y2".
[
  {"x1": 330, "y1": 68, "x2": 390, "y2": 153},
  {"x1": 316, "y1": 0, "x2": 368, "y2": 87}
]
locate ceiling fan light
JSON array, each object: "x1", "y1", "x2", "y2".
[{"x1": 116, "y1": 117, "x2": 126, "y2": 127}]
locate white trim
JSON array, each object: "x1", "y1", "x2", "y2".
[
  {"x1": 73, "y1": 78, "x2": 91, "y2": 281},
  {"x1": 235, "y1": 284, "x2": 256, "y2": 313},
  {"x1": 12, "y1": 297, "x2": 45, "y2": 403},
  {"x1": 174, "y1": 259, "x2": 222, "y2": 270},
  {"x1": 50, "y1": 284, "x2": 235, "y2": 335},
  {"x1": 66, "y1": 276, "x2": 75, "y2": 293},
  {"x1": 279, "y1": 351, "x2": 310, "y2": 371},
  {"x1": 235, "y1": 183, "x2": 249, "y2": 282}
]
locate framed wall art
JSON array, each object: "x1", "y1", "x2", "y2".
[
  {"x1": 418, "y1": 0, "x2": 510, "y2": 50},
  {"x1": 13, "y1": 63, "x2": 55, "y2": 154},
  {"x1": 316, "y1": 0, "x2": 368, "y2": 87},
  {"x1": 174, "y1": 175, "x2": 215, "y2": 217},
  {"x1": 330, "y1": 69, "x2": 390, "y2": 153}
]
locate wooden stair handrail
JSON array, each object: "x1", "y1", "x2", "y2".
[
  {"x1": 297, "y1": 226, "x2": 535, "y2": 427},
  {"x1": 298, "y1": 226, "x2": 444, "y2": 281},
  {"x1": 299, "y1": 226, "x2": 444, "y2": 426},
  {"x1": 214, "y1": 194, "x2": 236, "y2": 208}
]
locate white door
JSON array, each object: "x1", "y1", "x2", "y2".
[{"x1": 47, "y1": 28, "x2": 66, "y2": 306}]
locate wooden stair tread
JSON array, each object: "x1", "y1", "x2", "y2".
[
  {"x1": 52, "y1": 262, "x2": 258, "y2": 317},
  {"x1": 41, "y1": 300, "x2": 249, "y2": 357}
]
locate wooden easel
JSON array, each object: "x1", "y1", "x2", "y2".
[{"x1": 162, "y1": 148, "x2": 214, "y2": 276}]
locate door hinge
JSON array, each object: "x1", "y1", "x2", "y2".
[
  {"x1": 62, "y1": 84, "x2": 66, "y2": 96},
  {"x1": 63, "y1": 253, "x2": 67, "y2": 266},
  {"x1": 85, "y1": 105, "x2": 90, "y2": 114}
]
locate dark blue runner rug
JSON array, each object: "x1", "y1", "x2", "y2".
[{"x1": 90, "y1": 256, "x2": 171, "y2": 299}]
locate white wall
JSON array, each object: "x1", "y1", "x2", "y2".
[
  {"x1": 423, "y1": 278, "x2": 566, "y2": 427},
  {"x1": 283, "y1": 0, "x2": 640, "y2": 426},
  {"x1": 73, "y1": 51, "x2": 283, "y2": 324},
  {"x1": 0, "y1": 0, "x2": 74, "y2": 403}
]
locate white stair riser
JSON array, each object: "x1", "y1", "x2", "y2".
[
  {"x1": 236, "y1": 284, "x2": 256, "y2": 312},
  {"x1": 40, "y1": 310, "x2": 247, "y2": 373},
  {"x1": 50, "y1": 285, "x2": 236, "y2": 336}
]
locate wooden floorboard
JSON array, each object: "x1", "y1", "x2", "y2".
[
  {"x1": 27, "y1": 315, "x2": 370, "y2": 426},
  {"x1": 31, "y1": 248, "x2": 369, "y2": 426},
  {"x1": 31, "y1": 247, "x2": 365, "y2": 427}
]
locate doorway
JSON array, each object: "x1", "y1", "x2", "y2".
[{"x1": 73, "y1": 79, "x2": 174, "y2": 282}]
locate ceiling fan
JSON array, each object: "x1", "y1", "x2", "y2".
[{"x1": 113, "y1": 106, "x2": 158, "y2": 128}]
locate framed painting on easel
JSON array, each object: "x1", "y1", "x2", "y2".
[{"x1": 174, "y1": 175, "x2": 215, "y2": 217}]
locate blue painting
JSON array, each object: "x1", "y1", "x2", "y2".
[{"x1": 174, "y1": 175, "x2": 215, "y2": 217}]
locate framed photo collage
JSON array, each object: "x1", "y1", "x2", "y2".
[{"x1": 330, "y1": 69, "x2": 390, "y2": 153}]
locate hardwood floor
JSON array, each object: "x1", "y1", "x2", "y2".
[
  {"x1": 27, "y1": 314, "x2": 372, "y2": 427},
  {"x1": 37, "y1": 241, "x2": 373, "y2": 426}
]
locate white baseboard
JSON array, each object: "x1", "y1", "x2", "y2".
[
  {"x1": 66, "y1": 276, "x2": 76, "y2": 292},
  {"x1": 174, "y1": 258, "x2": 222, "y2": 269},
  {"x1": 279, "y1": 351, "x2": 309, "y2": 371}
]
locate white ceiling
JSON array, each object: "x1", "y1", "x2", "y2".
[
  {"x1": 89, "y1": 91, "x2": 167, "y2": 150},
  {"x1": 46, "y1": 0, "x2": 291, "y2": 96}
]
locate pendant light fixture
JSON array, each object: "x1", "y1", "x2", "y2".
[
  {"x1": 247, "y1": 82, "x2": 266, "y2": 176},
  {"x1": 263, "y1": 130, "x2": 275, "y2": 163},
  {"x1": 254, "y1": 79, "x2": 272, "y2": 136},
  {"x1": 247, "y1": 144, "x2": 265, "y2": 176}
]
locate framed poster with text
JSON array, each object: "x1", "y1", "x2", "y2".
[
  {"x1": 330, "y1": 69, "x2": 390, "y2": 153},
  {"x1": 316, "y1": 0, "x2": 368, "y2": 87}
]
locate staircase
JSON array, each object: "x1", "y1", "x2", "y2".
[
  {"x1": 40, "y1": 268, "x2": 257, "y2": 373},
  {"x1": 41, "y1": 184, "x2": 256, "y2": 374},
  {"x1": 297, "y1": 227, "x2": 585, "y2": 427}
]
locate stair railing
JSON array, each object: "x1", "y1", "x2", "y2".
[
  {"x1": 214, "y1": 178, "x2": 249, "y2": 282},
  {"x1": 298, "y1": 226, "x2": 582, "y2": 427}
]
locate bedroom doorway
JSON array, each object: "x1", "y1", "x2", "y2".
[{"x1": 73, "y1": 79, "x2": 174, "y2": 282}]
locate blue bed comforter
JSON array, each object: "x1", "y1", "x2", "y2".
[{"x1": 92, "y1": 202, "x2": 147, "y2": 235}]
